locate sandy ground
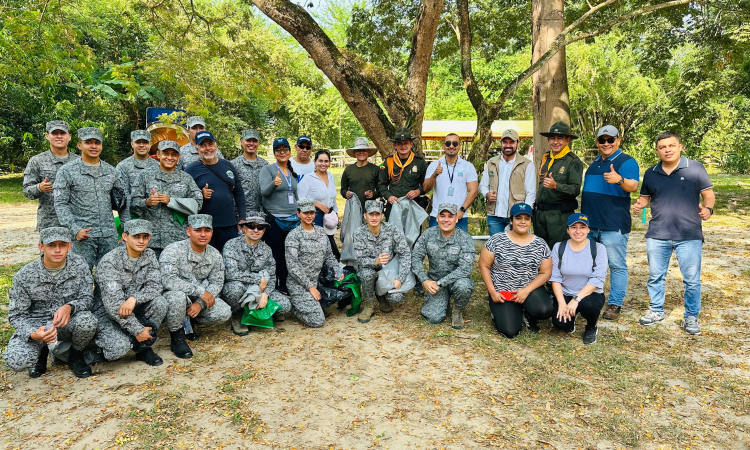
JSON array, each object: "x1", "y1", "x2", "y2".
[{"x1": 0, "y1": 202, "x2": 41, "y2": 265}]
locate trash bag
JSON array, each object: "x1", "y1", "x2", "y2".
[
  {"x1": 340, "y1": 195, "x2": 363, "y2": 266},
  {"x1": 336, "y1": 272, "x2": 362, "y2": 316},
  {"x1": 241, "y1": 298, "x2": 282, "y2": 328},
  {"x1": 387, "y1": 197, "x2": 429, "y2": 248},
  {"x1": 317, "y1": 266, "x2": 361, "y2": 310},
  {"x1": 115, "y1": 215, "x2": 124, "y2": 241},
  {"x1": 375, "y1": 255, "x2": 417, "y2": 296}
]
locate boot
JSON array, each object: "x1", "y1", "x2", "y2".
[
  {"x1": 185, "y1": 317, "x2": 199, "y2": 341},
  {"x1": 68, "y1": 348, "x2": 93, "y2": 379},
  {"x1": 28, "y1": 344, "x2": 49, "y2": 378},
  {"x1": 358, "y1": 298, "x2": 375, "y2": 323},
  {"x1": 135, "y1": 347, "x2": 164, "y2": 366},
  {"x1": 451, "y1": 307, "x2": 465, "y2": 330},
  {"x1": 273, "y1": 312, "x2": 286, "y2": 323},
  {"x1": 377, "y1": 295, "x2": 393, "y2": 314},
  {"x1": 231, "y1": 310, "x2": 249, "y2": 336},
  {"x1": 170, "y1": 329, "x2": 193, "y2": 359}
]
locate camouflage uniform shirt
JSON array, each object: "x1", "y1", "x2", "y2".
[
  {"x1": 285, "y1": 226, "x2": 339, "y2": 290},
  {"x1": 223, "y1": 236, "x2": 280, "y2": 296},
  {"x1": 231, "y1": 155, "x2": 268, "y2": 214},
  {"x1": 411, "y1": 226, "x2": 476, "y2": 285},
  {"x1": 159, "y1": 239, "x2": 224, "y2": 309},
  {"x1": 23, "y1": 150, "x2": 80, "y2": 231},
  {"x1": 352, "y1": 221, "x2": 411, "y2": 283},
  {"x1": 115, "y1": 155, "x2": 159, "y2": 222}
]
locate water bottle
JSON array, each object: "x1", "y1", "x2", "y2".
[{"x1": 45, "y1": 321, "x2": 59, "y2": 354}]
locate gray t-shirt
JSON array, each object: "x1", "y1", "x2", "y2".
[
  {"x1": 550, "y1": 241, "x2": 608, "y2": 296},
  {"x1": 259, "y1": 163, "x2": 298, "y2": 217}
]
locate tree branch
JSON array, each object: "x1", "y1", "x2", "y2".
[
  {"x1": 456, "y1": 0, "x2": 484, "y2": 111},
  {"x1": 405, "y1": 0, "x2": 444, "y2": 112}
]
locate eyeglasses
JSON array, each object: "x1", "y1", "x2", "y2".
[
  {"x1": 243, "y1": 224, "x2": 266, "y2": 230},
  {"x1": 444, "y1": 141, "x2": 460, "y2": 148},
  {"x1": 297, "y1": 145, "x2": 311, "y2": 150},
  {"x1": 274, "y1": 148, "x2": 291, "y2": 153},
  {"x1": 597, "y1": 136, "x2": 616, "y2": 144}
]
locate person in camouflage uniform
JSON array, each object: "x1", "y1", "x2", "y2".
[
  {"x1": 285, "y1": 199, "x2": 341, "y2": 328},
  {"x1": 160, "y1": 214, "x2": 231, "y2": 358},
  {"x1": 411, "y1": 203, "x2": 476, "y2": 329},
  {"x1": 23, "y1": 120, "x2": 80, "y2": 231},
  {"x1": 3, "y1": 227, "x2": 96, "y2": 379},
  {"x1": 93, "y1": 220, "x2": 167, "y2": 366},
  {"x1": 53, "y1": 127, "x2": 127, "y2": 270},
  {"x1": 353, "y1": 200, "x2": 412, "y2": 323},
  {"x1": 177, "y1": 116, "x2": 224, "y2": 170},
  {"x1": 232, "y1": 129, "x2": 268, "y2": 214},
  {"x1": 222, "y1": 213, "x2": 291, "y2": 335},
  {"x1": 115, "y1": 130, "x2": 159, "y2": 223},
  {"x1": 130, "y1": 140, "x2": 203, "y2": 257}
]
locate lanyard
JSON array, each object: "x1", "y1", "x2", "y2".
[
  {"x1": 275, "y1": 163, "x2": 292, "y2": 191},
  {"x1": 445, "y1": 160, "x2": 457, "y2": 185}
]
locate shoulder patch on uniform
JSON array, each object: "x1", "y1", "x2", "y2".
[{"x1": 226, "y1": 170, "x2": 234, "y2": 179}]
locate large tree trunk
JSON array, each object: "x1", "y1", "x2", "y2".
[{"x1": 531, "y1": 0, "x2": 570, "y2": 171}]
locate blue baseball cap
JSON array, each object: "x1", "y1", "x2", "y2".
[
  {"x1": 567, "y1": 213, "x2": 590, "y2": 227},
  {"x1": 509, "y1": 203, "x2": 533, "y2": 218},
  {"x1": 273, "y1": 137, "x2": 290, "y2": 150},
  {"x1": 194, "y1": 130, "x2": 216, "y2": 145},
  {"x1": 296, "y1": 135, "x2": 312, "y2": 145}
]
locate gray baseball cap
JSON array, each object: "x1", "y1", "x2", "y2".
[
  {"x1": 437, "y1": 203, "x2": 458, "y2": 215},
  {"x1": 188, "y1": 214, "x2": 213, "y2": 229},
  {"x1": 46, "y1": 120, "x2": 70, "y2": 134},
  {"x1": 186, "y1": 116, "x2": 206, "y2": 128},
  {"x1": 297, "y1": 198, "x2": 316, "y2": 213},
  {"x1": 597, "y1": 125, "x2": 619, "y2": 138},
  {"x1": 78, "y1": 127, "x2": 103, "y2": 142},
  {"x1": 365, "y1": 200, "x2": 384, "y2": 214},
  {"x1": 124, "y1": 219, "x2": 153, "y2": 236},
  {"x1": 40, "y1": 227, "x2": 72, "y2": 244},
  {"x1": 158, "y1": 140, "x2": 181, "y2": 153},
  {"x1": 244, "y1": 213, "x2": 269, "y2": 227},
  {"x1": 131, "y1": 130, "x2": 151, "y2": 142},
  {"x1": 241, "y1": 129, "x2": 260, "y2": 141},
  {"x1": 500, "y1": 129, "x2": 520, "y2": 141}
]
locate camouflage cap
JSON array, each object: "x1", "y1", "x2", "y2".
[
  {"x1": 123, "y1": 219, "x2": 153, "y2": 236},
  {"x1": 158, "y1": 140, "x2": 180, "y2": 153},
  {"x1": 131, "y1": 130, "x2": 151, "y2": 142},
  {"x1": 244, "y1": 212, "x2": 269, "y2": 227},
  {"x1": 46, "y1": 120, "x2": 70, "y2": 134},
  {"x1": 365, "y1": 200, "x2": 384, "y2": 214},
  {"x1": 437, "y1": 203, "x2": 458, "y2": 215},
  {"x1": 241, "y1": 129, "x2": 260, "y2": 141},
  {"x1": 78, "y1": 127, "x2": 103, "y2": 142},
  {"x1": 186, "y1": 116, "x2": 206, "y2": 128},
  {"x1": 188, "y1": 214, "x2": 213, "y2": 229},
  {"x1": 40, "y1": 227, "x2": 72, "y2": 244},
  {"x1": 296, "y1": 198, "x2": 316, "y2": 213}
]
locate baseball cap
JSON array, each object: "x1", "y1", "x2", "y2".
[
  {"x1": 365, "y1": 200, "x2": 383, "y2": 214},
  {"x1": 597, "y1": 125, "x2": 619, "y2": 138},
  {"x1": 509, "y1": 202, "x2": 533, "y2": 218},
  {"x1": 297, "y1": 198, "x2": 315, "y2": 213},
  {"x1": 437, "y1": 203, "x2": 458, "y2": 215},
  {"x1": 40, "y1": 227, "x2": 72, "y2": 244},
  {"x1": 186, "y1": 116, "x2": 206, "y2": 128},
  {"x1": 131, "y1": 130, "x2": 151, "y2": 142},
  {"x1": 188, "y1": 214, "x2": 213, "y2": 229},
  {"x1": 158, "y1": 140, "x2": 181, "y2": 153},
  {"x1": 296, "y1": 135, "x2": 312, "y2": 146},
  {"x1": 273, "y1": 137, "x2": 290, "y2": 150},
  {"x1": 567, "y1": 213, "x2": 589, "y2": 227},
  {"x1": 194, "y1": 130, "x2": 215, "y2": 145},
  {"x1": 500, "y1": 129, "x2": 520, "y2": 141},
  {"x1": 241, "y1": 129, "x2": 260, "y2": 141},
  {"x1": 46, "y1": 120, "x2": 70, "y2": 134},
  {"x1": 124, "y1": 219, "x2": 152, "y2": 236},
  {"x1": 78, "y1": 127, "x2": 103, "y2": 142}
]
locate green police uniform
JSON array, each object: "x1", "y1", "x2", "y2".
[
  {"x1": 377, "y1": 154, "x2": 428, "y2": 218},
  {"x1": 533, "y1": 150, "x2": 583, "y2": 249}
]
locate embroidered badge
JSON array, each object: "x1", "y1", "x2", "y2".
[
  {"x1": 558, "y1": 166, "x2": 565, "y2": 174},
  {"x1": 412, "y1": 166, "x2": 418, "y2": 173},
  {"x1": 227, "y1": 170, "x2": 235, "y2": 179}
]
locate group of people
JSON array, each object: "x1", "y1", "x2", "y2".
[{"x1": 4, "y1": 115, "x2": 714, "y2": 380}]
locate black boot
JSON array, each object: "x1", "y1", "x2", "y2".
[
  {"x1": 170, "y1": 329, "x2": 193, "y2": 359},
  {"x1": 68, "y1": 348, "x2": 93, "y2": 379},
  {"x1": 135, "y1": 347, "x2": 164, "y2": 366},
  {"x1": 28, "y1": 345, "x2": 49, "y2": 378},
  {"x1": 185, "y1": 318, "x2": 199, "y2": 341}
]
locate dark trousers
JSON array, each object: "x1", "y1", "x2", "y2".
[
  {"x1": 488, "y1": 286, "x2": 553, "y2": 338},
  {"x1": 533, "y1": 209, "x2": 574, "y2": 250},
  {"x1": 209, "y1": 225, "x2": 239, "y2": 253},
  {"x1": 264, "y1": 214, "x2": 293, "y2": 292},
  {"x1": 314, "y1": 210, "x2": 341, "y2": 261},
  {"x1": 551, "y1": 292, "x2": 606, "y2": 332}
]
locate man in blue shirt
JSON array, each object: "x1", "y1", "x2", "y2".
[
  {"x1": 185, "y1": 131, "x2": 246, "y2": 252},
  {"x1": 581, "y1": 125, "x2": 640, "y2": 321},
  {"x1": 633, "y1": 131, "x2": 715, "y2": 336}
]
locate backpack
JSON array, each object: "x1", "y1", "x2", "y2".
[{"x1": 557, "y1": 238, "x2": 597, "y2": 271}]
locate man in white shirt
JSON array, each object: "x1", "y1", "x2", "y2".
[
  {"x1": 423, "y1": 133, "x2": 478, "y2": 233},
  {"x1": 292, "y1": 135, "x2": 315, "y2": 182},
  {"x1": 479, "y1": 129, "x2": 537, "y2": 235}
]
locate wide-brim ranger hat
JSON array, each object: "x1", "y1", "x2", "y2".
[
  {"x1": 539, "y1": 121, "x2": 578, "y2": 140},
  {"x1": 346, "y1": 137, "x2": 378, "y2": 157},
  {"x1": 509, "y1": 202, "x2": 533, "y2": 218},
  {"x1": 388, "y1": 127, "x2": 418, "y2": 142}
]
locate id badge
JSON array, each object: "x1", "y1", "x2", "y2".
[
  {"x1": 288, "y1": 192, "x2": 295, "y2": 204},
  {"x1": 447, "y1": 186, "x2": 455, "y2": 197}
]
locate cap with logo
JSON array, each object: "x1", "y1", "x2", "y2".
[
  {"x1": 273, "y1": 137, "x2": 290, "y2": 150},
  {"x1": 365, "y1": 200, "x2": 384, "y2": 214},
  {"x1": 241, "y1": 129, "x2": 260, "y2": 141},
  {"x1": 188, "y1": 214, "x2": 213, "y2": 229},
  {"x1": 194, "y1": 130, "x2": 215, "y2": 146},
  {"x1": 297, "y1": 198, "x2": 316, "y2": 213},
  {"x1": 567, "y1": 213, "x2": 589, "y2": 227},
  {"x1": 40, "y1": 227, "x2": 72, "y2": 244},
  {"x1": 296, "y1": 135, "x2": 312, "y2": 146},
  {"x1": 124, "y1": 219, "x2": 153, "y2": 236},
  {"x1": 539, "y1": 121, "x2": 578, "y2": 140},
  {"x1": 437, "y1": 203, "x2": 458, "y2": 215},
  {"x1": 78, "y1": 127, "x2": 103, "y2": 142},
  {"x1": 158, "y1": 140, "x2": 181, "y2": 153},
  {"x1": 388, "y1": 127, "x2": 418, "y2": 142},
  {"x1": 500, "y1": 129, "x2": 520, "y2": 142},
  {"x1": 596, "y1": 125, "x2": 619, "y2": 138},
  {"x1": 509, "y1": 202, "x2": 533, "y2": 218},
  {"x1": 346, "y1": 137, "x2": 378, "y2": 157},
  {"x1": 186, "y1": 116, "x2": 206, "y2": 128},
  {"x1": 46, "y1": 120, "x2": 70, "y2": 134}
]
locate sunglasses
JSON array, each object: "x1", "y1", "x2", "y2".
[
  {"x1": 444, "y1": 141, "x2": 460, "y2": 148},
  {"x1": 297, "y1": 145, "x2": 311, "y2": 150},
  {"x1": 597, "y1": 136, "x2": 616, "y2": 144},
  {"x1": 243, "y1": 224, "x2": 267, "y2": 230}
]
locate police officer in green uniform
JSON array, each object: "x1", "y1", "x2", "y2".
[
  {"x1": 533, "y1": 122, "x2": 583, "y2": 249},
  {"x1": 377, "y1": 127, "x2": 428, "y2": 219}
]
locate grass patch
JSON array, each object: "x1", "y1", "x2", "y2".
[
  {"x1": 0, "y1": 263, "x2": 24, "y2": 352},
  {"x1": 0, "y1": 174, "x2": 29, "y2": 205}
]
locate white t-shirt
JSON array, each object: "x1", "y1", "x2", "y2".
[
  {"x1": 292, "y1": 159, "x2": 315, "y2": 182},
  {"x1": 297, "y1": 171, "x2": 338, "y2": 212},
  {"x1": 425, "y1": 157, "x2": 478, "y2": 217}
]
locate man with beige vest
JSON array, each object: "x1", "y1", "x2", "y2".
[{"x1": 479, "y1": 129, "x2": 537, "y2": 235}]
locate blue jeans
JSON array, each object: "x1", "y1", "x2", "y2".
[
  {"x1": 429, "y1": 216, "x2": 468, "y2": 233},
  {"x1": 646, "y1": 238, "x2": 703, "y2": 317},
  {"x1": 589, "y1": 229, "x2": 630, "y2": 307},
  {"x1": 487, "y1": 216, "x2": 510, "y2": 236}
]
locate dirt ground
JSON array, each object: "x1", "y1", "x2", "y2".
[{"x1": 1, "y1": 199, "x2": 749, "y2": 450}]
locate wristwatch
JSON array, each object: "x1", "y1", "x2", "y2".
[
  {"x1": 459, "y1": 206, "x2": 467, "y2": 213},
  {"x1": 572, "y1": 295, "x2": 581, "y2": 302},
  {"x1": 617, "y1": 176, "x2": 625, "y2": 186},
  {"x1": 706, "y1": 207, "x2": 714, "y2": 216}
]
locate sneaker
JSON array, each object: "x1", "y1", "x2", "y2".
[
  {"x1": 231, "y1": 311, "x2": 249, "y2": 336},
  {"x1": 602, "y1": 304, "x2": 621, "y2": 320},
  {"x1": 135, "y1": 348, "x2": 164, "y2": 366},
  {"x1": 28, "y1": 345, "x2": 49, "y2": 379},
  {"x1": 639, "y1": 311, "x2": 665, "y2": 326},
  {"x1": 523, "y1": 311, "x2": 540, "y2": 334},
  {"x1": 582, "y1": 326, "x2": 598, "y2": 345},
  {"x1": 681, "y1": 316, "x2": 701, "y2": 335}
]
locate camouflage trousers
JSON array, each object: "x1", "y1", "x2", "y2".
[
  {"x1": 163, "y1": 290, "x2": 232, "y2": 332},
  {"x1": 3, "y1": 311, "x2": 97, "y2": 372},
  {"x1": 222, "y1": 281, "x2": 292, "y2": 316},
  {"x1": 73, "y1": 236, "x2": 118, "y2": 270},
  {"x1": 358, "y1": 268, "x2": 405, "y2": 306},
  {"x1": 288, "y1": 280, "x2": 326, "y2": 328},
  {"x1": 420, "y1": 277, "x2": 474, "y2": 324},
  {"x1": 94, "y1": 297, "x2": 168, "y2": 361}
]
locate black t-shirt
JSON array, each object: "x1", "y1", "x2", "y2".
[{"x1": 186, "y1": 159, "x2": 246, "y2": 227}]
